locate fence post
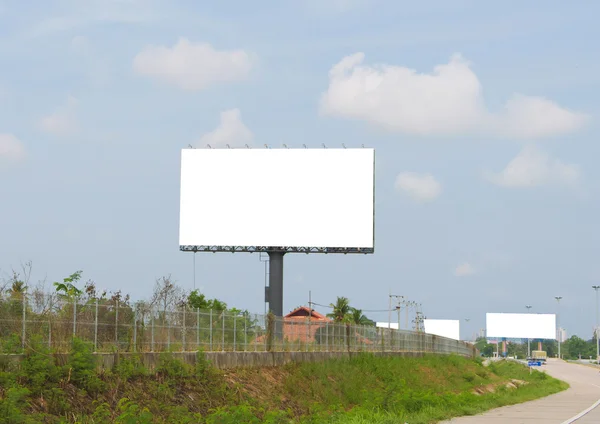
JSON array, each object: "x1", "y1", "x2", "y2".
[
  {"x1": 133, "y1": 305, "x2": 137, "y2": 353},
  {"x1": 244, "y1": 313, "x2": 247, "y2": 352},
  {"x1": 21, "y1": 292, "x2": 26, "y2": 350},
  {"x1": 221, "y1": 312, "x2": 225, "y2": 351},
  {"x1": 151, "y1": 313, "x2": 154, "y2": 352},
  {"x1": 306, "y1": 317, "x2": 309, "y2": 352},
  {"x1": 94, "y1": 298, "x2": 98, "y2": 352},
  {"x1": 167, "y1": 310, "x2": 171, "y2": 351},
  {"x1": 233, "y1": 315, "x2": 237, "y2": 352},
  {"x1": 115, "y1": 300, "x2": 119, "y2": 349},
  {"x1": 209, "y1": 309, "x2": 213, "y2": 351},
  {"x1": 325, "y1": 322, "x2": 329, "y2": 352},
  {"x1": 266, "y1": 313, "x2": 274, "y2": 352},
  {"x1": 182, "y1": 305, "x2": 186, "y2": 352},
  {"x1": 72, "y1": 295, "x2": 77, "y2": 339},
  {"x1": 48, "y1": 319, "x2": 51, "y2": 350},
  {"x1": 196, "y1": 308, "x2": 200, "y2": 350}
]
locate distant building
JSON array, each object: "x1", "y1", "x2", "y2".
[
  {"x1": 558, "y1": 327, "x2": 567, "y2": 343},
  {"x1": 282, "y1": 306, "x2": 331, "y2": 343}
]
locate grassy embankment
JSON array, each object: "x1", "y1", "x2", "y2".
[{"x1": 0, "y1": 337, "x2": 567, "y2": 423}]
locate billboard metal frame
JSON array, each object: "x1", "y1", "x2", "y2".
[
  {"x1": 179, "y1": 146, "x2": 375, "y2": 321},
  {"x1": 180, "y1": 245, "x2": 374, "y2": 254}
]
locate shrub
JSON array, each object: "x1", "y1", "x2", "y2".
[
  {"x1": 20, "y1": 335, "x2": 63, "y2": 395},
  {"x1": 68, "y1": 337, "x2": 105, "y2": 394},
  {"x1": 113, "y1": 354, "x2": 148, "y2": 380}
]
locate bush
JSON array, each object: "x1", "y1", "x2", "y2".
[
  {"x1": 113, "y1": 354, "x2": 148, "y2": 380},
  {"x1": 68, "y1": 337, "x2": 105, "y2": 394},
  {"x1": 156, "y1": 352, "x2": 192, "y2": 378},
  {"x1": 20, "y1": 335, "x2": 63, "y2": 395}
]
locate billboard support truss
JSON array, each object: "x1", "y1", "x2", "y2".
[{"x1": 180, "y1": 245, "x2": 374, "y2": 254}]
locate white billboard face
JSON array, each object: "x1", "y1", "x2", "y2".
[
  {"x1": 486, "y1": 313, "x2": 556, "y2": 339},
  {"x1": 424, "y1": 319, "x2": 460, "y2": 340},
  {"x1": 376, "y1": 322, "x2": 399, "y2": 330},
  {"x1": 179, "y1": 148, "x2": 375, "y2": 249}
]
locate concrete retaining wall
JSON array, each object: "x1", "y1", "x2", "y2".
[{"x1": 0, "y1": 350, "x2": 473, "y2": 371}]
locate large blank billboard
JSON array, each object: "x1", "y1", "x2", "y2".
[
  {"x1": 424, "y1": 319, "x2": 460, "y2": 340},
  {"x1": 179, "y1": 148, "x2": 375, "y2": 249},
  {"x1": 486, "y1": 313, "x2": 556, "y2": 339}
]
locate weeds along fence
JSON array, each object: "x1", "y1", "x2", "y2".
[{"x1": 0, "y1": 293, "x2": 475, "y2": 357}]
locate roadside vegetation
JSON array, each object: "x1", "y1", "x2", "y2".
[{"x1": 0, "y1": 336, "x2": 567, "y2": 423}]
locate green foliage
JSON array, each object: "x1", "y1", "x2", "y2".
[
  {"x1": 187, "y1": 289, "x2": 227, "y2": 312},
  {"x1": 20, "y1": 335, "x2": 63, "y2": 394},
  {"x1": 53, "y1": 270, "x2": 83, "y2": 298},
  {"x1": 0, "y1": 386, "x2": 34, "y2": 424},
  {"x1": 114, "y1": 398, "x2": 153, "y2": 424},
  {"x1": 156, "y1": 352, "x2": 192, "y2": 378},
  {"x1": 113, "y1": 354, "x2": 148, "y2": 380},
  {"x1": 327, "y1": 297, "x2": 351, "y2": 322},
  {"x1": 0, "y1": 334, "x2": 22, "y2": 354},
  {"x1": 206, "y1": 404, "x2": 262, "y2": 424},
  {"x1": 68, "y1": 337, "x2": 104, "y2": 394}
]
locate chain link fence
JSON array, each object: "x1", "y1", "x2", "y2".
[{"x1": 0, "y1": 293, "x2": 475, "y2": 357}]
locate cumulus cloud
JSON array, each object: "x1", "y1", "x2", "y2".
[
  {"x1": 320, "y1": 53, "x2": 588, "y2": 138},
  {"x1": 133, "y1": 38, "x2": 253, "y2": 90},
  {"x1": 455, "y1": 262, "x2": 475, "y2": 277},
  {"x1": 394, "y1": 172, "x2": 441, "y2": 202},
  {"x1": 197, "y1": 109, "x2": 253, "y2": 147},
  {"x1": 40, "y1": 96, "x2": 78, "y2": 136},
  {"x1": 485, "y1": 145, "x2": 581, "y2": 188},
  {"x1": 0, "y1": 134, "x2": 25, "y2": 162}
]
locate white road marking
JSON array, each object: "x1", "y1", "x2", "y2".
[{"x1": 560, "y1": 397, "x2": 600, "y2": 424}]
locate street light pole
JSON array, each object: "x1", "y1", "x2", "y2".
[
  {"x1": 555, "y1": 296, "x2": 562, "y2": 359},
  {"x1": 593, "y1": 286, "x2": 600, "y2": 362},
  {"x1": 526, "y1": 305, "x2": 532, "y2": 358}
]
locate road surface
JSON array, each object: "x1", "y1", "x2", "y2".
[{"x1": 442, "y1": 359, "x2": 600, "y2": 423}]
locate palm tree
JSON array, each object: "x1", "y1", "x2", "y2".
[
  {"x1": 327, "y1": 297, "x2": 350, "y2": 322},
  {"x1": 348, "y1": 307, "x2": 373, "y2": 326}
]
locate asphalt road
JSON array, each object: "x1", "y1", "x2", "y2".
[{"x1": 441, "y1": 358, "x2": 600, "y2": 423}]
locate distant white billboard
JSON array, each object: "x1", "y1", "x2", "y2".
[
  {"x1": 486, "y1": 313, "x2": 556, "y2": 339},
  {"x1": 424, "y1": 319, "x2": 460, "y2": 340},
  {"x1": 376, "y1": 322, "x2": 399, "y2": 330},
  {"x1": 179, "y1": 148, "x2": 375, "y2": 249}
]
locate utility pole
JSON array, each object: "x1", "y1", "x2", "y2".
[
  {"x1": 593, "y1": 286, "x2": 600, "y2": 362},
  {"x1": 388, "y1": 292, "x2": 403, "y2": 329},
  {"x1": 465, "y1": 318, "x2": 470, "y2": 341},
  {"x1": 526, "y1": 305, "x2": 532, "y2": 358},
  {"x1": 555, "y1": 296, "x2": 562, "y2": 359}
]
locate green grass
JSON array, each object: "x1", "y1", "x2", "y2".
[{"x1": 0, "y1": 339, "x2": 567, "y2": 423}]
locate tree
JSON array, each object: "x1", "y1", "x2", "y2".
[
  {"x1": 348, "y1": 308, "x2": 374, "y2": 326},
  {"x1": 53, "y1": 271, "x2": 83, "y2": 299},
  {"x1": 474, "y1": 337, "x2": 494, "y2": 357},
  {"x1": 327, "y1": 297, "x2": 350, "y2": 322},
  {"x1": 188, "y1": 290, "x2": 210, "y2": 310}
]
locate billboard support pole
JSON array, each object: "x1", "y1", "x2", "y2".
[
  {"x1": 267, "y1": 251, "x2": 285, "y2": 317},
  {"x1": 268, "y1": 251, "x2": 285, "y2": 340}
]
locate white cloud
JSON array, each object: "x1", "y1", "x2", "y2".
[
  {"x1": 0, "y1": 134, "x2": 25, "y2": 161},
  {"x1": 133, "y1": 38, "x2": 253, "y2": 90},
  {"x1": 455, "y1": 262, "x2": 475, "y2": 277},
  {"x1": 394, "y1": 172, "x2": 441, "y2": 202},
  {"x1": 197, "y1": 109, "x2": 253, "y2": 147},
  {"x1": 40, "y1": 96, "x2": 78, "y2": 136},
  {"x1": 485, "y1": 145, "x2": 581, "y2": 188},
  {"x1": 320, "y1": 53, "x2": 588, "y2": 138}
]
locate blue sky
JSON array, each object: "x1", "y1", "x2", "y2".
[{"x1": 1, "y1": 0, "x2": 598, "y2": 340}]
